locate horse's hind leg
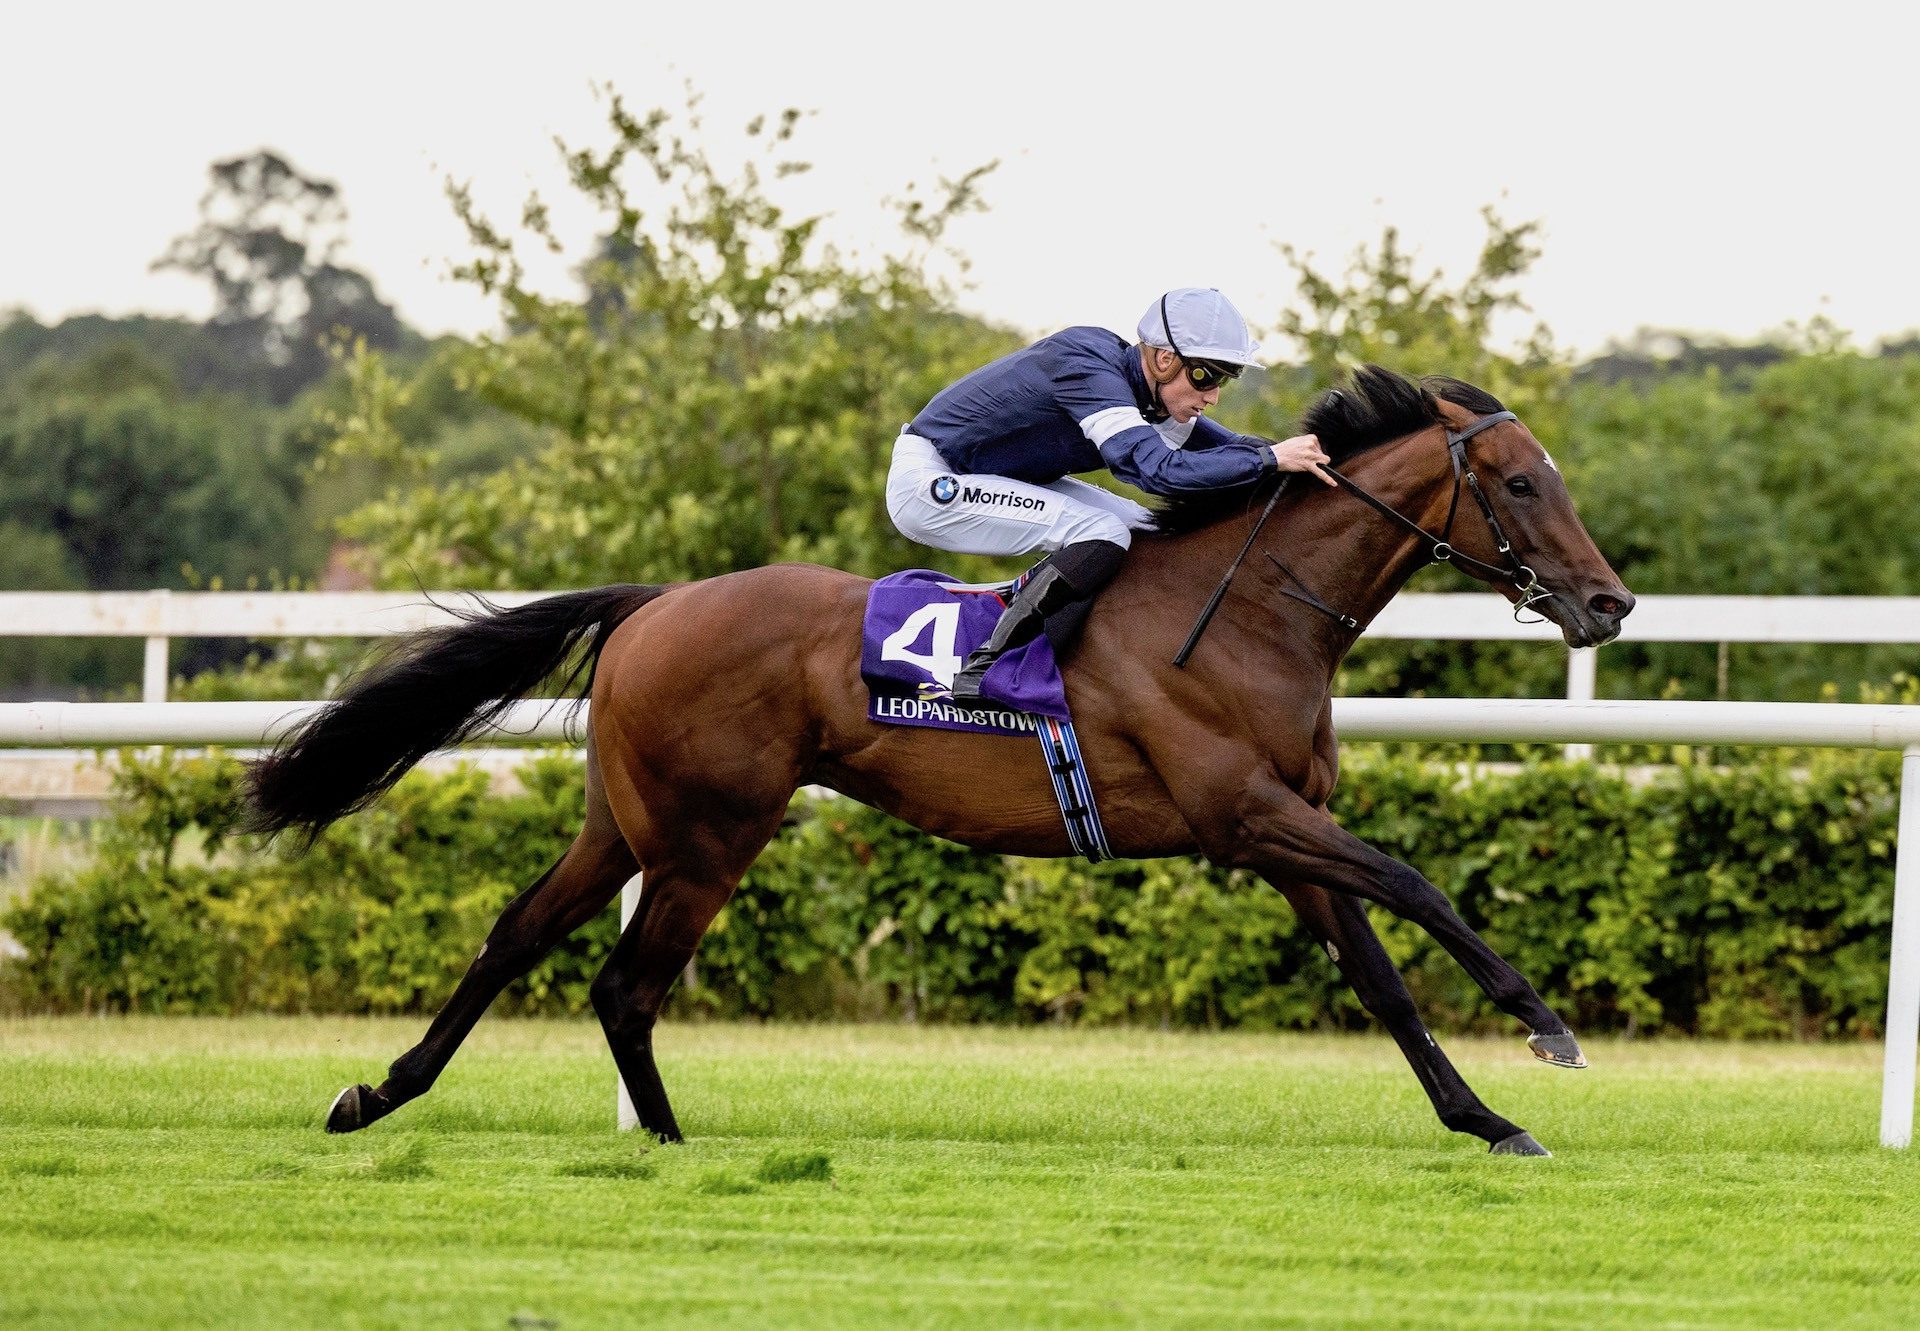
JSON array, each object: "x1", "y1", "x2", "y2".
[
  {"x1": 590, "y1": 810, "x2": 787, "y2": 1142},
  {"x1": 325, "y1": 758, "x2": 636, "y2": 1133},
  {"x1": 1276, "y1": 882, "x2": 1546, "y2": 1156}
]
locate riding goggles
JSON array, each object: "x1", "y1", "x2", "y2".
[{"x1": 1181, "y1": 358, "x2": 1243, "y2": 393}]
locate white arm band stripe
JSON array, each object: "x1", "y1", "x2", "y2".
[{"x1": 1078, "y1": 405, "x2": 1148, "y2": 448}]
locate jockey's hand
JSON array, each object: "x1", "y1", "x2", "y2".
[{"x1": 1268, "y1": 434, "x2": 1336, "y2": 486}]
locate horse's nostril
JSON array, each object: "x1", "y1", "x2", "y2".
[{"x1": 1589, "y1": 594, "x2": 1623, "y2": 619}]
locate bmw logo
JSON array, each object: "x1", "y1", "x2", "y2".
[{"x1": 930, "y1": 475, "x2": 959, "y2": 505}]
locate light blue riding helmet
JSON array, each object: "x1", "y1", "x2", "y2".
[{"x1": 1137, "y1": 288, "x2": 1262, "y2": 369}]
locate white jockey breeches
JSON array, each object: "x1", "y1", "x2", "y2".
[{"x1": 885, "y1": 433, "x2": 1153, "y2": 557}]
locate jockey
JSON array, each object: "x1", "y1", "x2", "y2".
[{"x1": 886, "y1": 286, "x2": 1334, "y2": 703}]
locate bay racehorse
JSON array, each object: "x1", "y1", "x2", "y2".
[{"x1": 248, "y1": 365, "x2": 1633, "y2": 1156}]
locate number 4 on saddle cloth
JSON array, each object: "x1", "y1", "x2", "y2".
[{"x1": 860, "y1": 569, "x2": 1112, "y2": 860}]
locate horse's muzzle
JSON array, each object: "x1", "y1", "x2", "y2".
[
  {"x1": 1584, "y1": 587, "x2": 1634, "y2": 646},
  {"x1": 1545, "y1": 585, "x2": 1634, "y2": 648}
]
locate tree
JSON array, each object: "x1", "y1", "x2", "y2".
[
  {"x1": 1573, "y1": 329, "x2": 1791, "y2": 388},
  {"x1": 0, "y1": 310, "x2": 245, "y2": 396},
  {"x1": 0, "y1": 390, "x2": 308, "y2": 593},
  {"x1": 1561, "y1": 347, "x2": 1920, "y2": 700},
  {"x1": 1230, "y1": 209, "x2": 1569, "y2": 438},
  {"x1": 155, "y1": 151, "x2": 410, "y2": 402},
  {"x1": 328, "y1": 92, "x2": 1015, "y2": 590},
  {"x1": 0, "y1": 359, "x2": 327, "y2": 696}
]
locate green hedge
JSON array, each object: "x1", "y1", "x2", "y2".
[{"x1": 0, "y1": 748, "x2": 1903, "y2": 1038}]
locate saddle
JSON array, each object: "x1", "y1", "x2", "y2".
[{"x1": 860, "y1": 569, "x2": 1111, "y2": 859}]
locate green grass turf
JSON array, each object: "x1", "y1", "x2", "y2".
[{"x1": 3, "y1": 1019, "x2": 1919, "y2": 1329}]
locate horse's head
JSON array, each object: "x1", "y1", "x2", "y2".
[
  {"x1": 1421, "y1": 381, "x2": 1633, "y2": 648},
  {"x1": 1147, "y1": 366, "x2": 1634, "y2": 651}
]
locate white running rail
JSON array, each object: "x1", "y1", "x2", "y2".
[{"x1": 5, "y1": 590, "x2": 1918, "y2": 705}]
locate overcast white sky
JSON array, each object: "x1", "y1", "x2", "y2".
[{"x1": 4, "y1": 1, "x2": 1915, "y2": 357}]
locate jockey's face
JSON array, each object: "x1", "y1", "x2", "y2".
[{"x1": 1145, "y1": 347, "x2": 1223, "y2": 423}]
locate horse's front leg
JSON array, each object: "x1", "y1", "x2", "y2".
[
  {"x1": 1276, "y1": 880, "x2": 1549, "y2": 1155},
  {"x1": 1205, "y1": 776, "x2": 1586, "y2": 1070}
]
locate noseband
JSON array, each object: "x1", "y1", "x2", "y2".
[{"x1": 1173, "y1": 409, "x2": 1554, "y2": 667}]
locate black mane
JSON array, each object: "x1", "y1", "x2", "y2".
[{"x1": 1146, "y1": 366, "x2": 1507, "y2": 536}]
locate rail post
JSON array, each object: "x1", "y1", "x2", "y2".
[
  {"x1": 1880, "y1": 745, "x2": 1920, "y2": 1147},
  {"x1": 616, "y1": 873, "x2": 643, "y2": 1131},
  {"x1": 142, "y1": 590, "x2": 171, "y2": 703},
  {"x1": 1563, "y1": 647, "x2": 1597, "y2": 761}
]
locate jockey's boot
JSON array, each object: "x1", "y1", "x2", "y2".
[{"x1": 950, "y1": 540, "x2": 1126, "y2": 705}]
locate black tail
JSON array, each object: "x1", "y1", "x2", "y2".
[{"x1": 246, "y1": 584, "x2": 669, "y2": 840}]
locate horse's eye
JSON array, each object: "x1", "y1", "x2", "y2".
[{"x1": 1506, "y1": 476, "x2": 1536, "y2": 498}]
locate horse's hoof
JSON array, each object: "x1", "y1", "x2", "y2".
[
  {"x1": 326, "y1": 1083, "x2": 377, "y2": 1133},
  {"x1": 1490, "y1": 1130, "x2": 1552, "y2": 1157},
  {"x1": 1528, "y1": 1030, "x2": 1588, "y2": 1069}
]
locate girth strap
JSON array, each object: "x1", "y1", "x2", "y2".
[{"x1": 1036, "y1": 717, "x2": 1111, "y2": 861}]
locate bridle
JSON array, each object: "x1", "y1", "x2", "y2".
[
  {"x1": 1173, "y1": 409, "x2": 1554, "y2": 667},
  {"x1": 1324, "y1": 409, "x2": 1552, "y2": 620}
]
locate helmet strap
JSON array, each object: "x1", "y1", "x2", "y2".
[
  {"x1": 1140, "y1": 346, "x2": 1176, "y2": 422},
  {"x1": 1141, "y1": 292, "x2": 1190, "y2": 422}
]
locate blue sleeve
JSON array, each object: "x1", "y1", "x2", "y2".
[
  {"x1": 1040, "y1": 336, "x2": 1274, "y2": 495},
  {"x1": 1189, "y1": 415, "x2": 1268, "y2": 452}
]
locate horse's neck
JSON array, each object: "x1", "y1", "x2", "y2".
[
  {"x1": 1107, "y1": 429, "x2": 1456, "y2": 686},
  {"x1": 1271, "y1": 436, "x2": 1455, "y2": 626},
  {"x1": 1188, "y1": 430, "x2": 1456, "y2": 677}
]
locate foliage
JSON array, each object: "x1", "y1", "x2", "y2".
[
  {"x1": 1574, "y1": 327, "x2": 1795, "y2": 388},
  {"x1": 0, "y1": 359, "x2": 332, "y2": 696},
  {"x1": 0, "y1": 311, "x2": 248, "y2": 401},
  {"x1": 325, "y1": 92, "x2": 1018, "y2": 590},
  {"x1": 1558, "y1": 349, "x2": 1920, "y2": 700},
  {"x1": 0, "y1": 384, "x2": 308, "y2": 592},
  {"x1": 0, "y1": 309, "x2": 425, "y2": 698},
  {"x1": 0, "y1": 752, "x2": 571, "y2": 1013},
  {"x1": 3, "y1": 748, "x2": 1902, "y2": 1041},
  {"x1": 164, "y1": 638, "x2": 416, "y2": 705},
  {"x1": 1238, "y1": 208, "x2": 1570, "y2": 443},
  {"x1": 0, "y1": 520, "x2": 100, "y2": 700},
  {"x1": 1002, "y1": 857, "x2": 1323, "y2": 1030},
  {"x1": 153, "y1": 150, "x2": 412, "y2": 403}
]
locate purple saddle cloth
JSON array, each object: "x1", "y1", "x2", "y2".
[{"x1": 861, "y1": 569, "x2": 1072, "y2": 735}]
